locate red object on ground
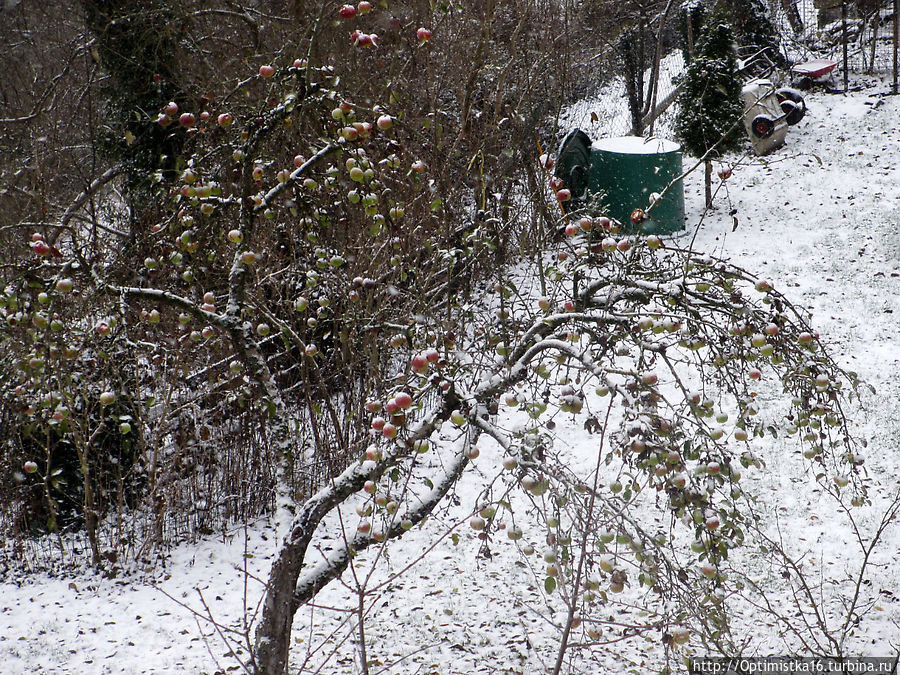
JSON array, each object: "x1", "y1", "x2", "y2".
[{"x1": 792, "y1": 59, "x2": 837, "y2": 79}]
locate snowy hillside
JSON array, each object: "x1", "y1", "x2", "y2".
[{"x1": 2, "y1": 76, "x2": 900, "y2": 674}]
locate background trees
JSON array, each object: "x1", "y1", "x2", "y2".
[{"x1": 721, "y1": 0, "x2": 786, "y2": 65}]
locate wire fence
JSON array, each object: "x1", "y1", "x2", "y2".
[
  {"x1": 561, "y1": 1, "x2": 898, "y2": 148},
  {"x1": 775, "y1": 0, "x2": 899, "y2": 77},
  {"x1": 560, "y1": 50, "x2": 686, "y2": 142}
]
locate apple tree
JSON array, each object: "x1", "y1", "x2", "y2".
[
  {"x1": 239, "y1": 206, "x2": 865, "y2": 671},
  {"x1": 0, "y1": 0, "x2": 612, "y2": 666}
]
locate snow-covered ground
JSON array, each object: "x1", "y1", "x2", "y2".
[{"x1": 2, "y1": 77, "x2": 900, "y2": 674}]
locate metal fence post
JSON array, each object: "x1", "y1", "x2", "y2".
[
  {"x1": 841, "y1": 0, "x2": 849, "y2": 92},
  {"x1": 894, "y1": 0, "x2": 899, "y2": 94}
]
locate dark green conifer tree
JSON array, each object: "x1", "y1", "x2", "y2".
[
  {"x1": 674, "y1": 18, "x2": 744, "y2": 208},
  {"x1": 722, "y1": 0, "x2": 786, "y2": 67},
  {"x1": 80, "y1": 1, "x2": 188, "y2": 206}
]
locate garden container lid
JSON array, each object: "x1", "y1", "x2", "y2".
[{"x1": 592, "y1": 136, "x2": 680, "y2": 154}]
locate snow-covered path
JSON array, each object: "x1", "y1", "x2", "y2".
[{"x1": 689, "y1": 80, "x2": 900, "y2": 472}]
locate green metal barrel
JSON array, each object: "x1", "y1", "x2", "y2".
[{"x1": 590, "y1": 136, "x2": 685, "y2": 235}]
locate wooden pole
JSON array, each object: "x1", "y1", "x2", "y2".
[
  {"x1": 894, "y1": 0, "x2": 899, "y2": 94},
  {"x1": 842, "y1": 0, "x2": 849, "y2": 92},
  {"x1": 686, "y1": 9, "x2": 694, "y2": 60}
]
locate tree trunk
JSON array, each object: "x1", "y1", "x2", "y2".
[
  {"x1": 867, "y1": 14, "x2": 879, "y2": 74},
  {"x1": 781, "y1": 0, "x2": 804, "y2": 35},
  {"x1": 252, "y1": 521, "x2": 310, "y2": 674},
  {"x1": 704, "y1": 159, "x2": 713, "y2": 209},
  {"x1": 81, "y1": 456, "x2": 102, "y2": 567},
  {"x1": 620, "y1": 32, "x2": 644, "y2": 136},
  {"x1": 76, "y1": 423, "x2": 107, "y2": 567}
]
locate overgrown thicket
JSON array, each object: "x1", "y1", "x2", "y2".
[{"x1": 0, "y1": 0, "x2": 601, "y2": 563}]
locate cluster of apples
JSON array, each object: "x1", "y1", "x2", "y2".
[
  {"x1": 364, "y1": 346, "x2": 454, "y2": 442},
  {"x1": 338, "y1": 1, "x2": 372, "y2": 19},
  {"x1": 155, "y1": 100, "x2": 229, "y2": 131},
  {"x1": 367, "y1": 391, "x2": 414, "y2": 440},
  {"x1": 338, "y1": 2, "x2": 432, "y2": 47},
  {"x1": 558, "y1": 215, "x2": 666, "y2": 259},
  {"x1": 357, "y1": 476, "x2": 414, "y2": 540},
  {"x1": 563, "y1": 215, "x2": 617, "y2": 237},
  {"x1": 29, "y1": 232, "x2": 61, "y2": 258},
  {"x1": 330, "y1": 101, "x2": 392, "y2": 145},
  {"x1": 174, "y1": 168, "x2": 223, "y2": 219},
  {"x1": 155, "y1": 59, "x2": 340, "y2": 133},
  {"x1": 154, "y1": 64, "x2": 277, "y2": 130},
  {"x1": 549, "y1": 175, "x2": 571, "y2": 203}
]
